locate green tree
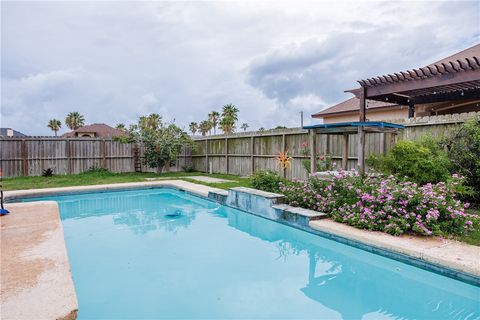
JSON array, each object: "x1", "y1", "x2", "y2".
[
  {"x1": 241, "y1": 123, "x2": 249, "y2": 132},
  {"x1": 65, "y1": 111, "x2": 85, "y2": 130},
  {"x1": 120, "y1": 114, "x2": 194, "y2": 174},
  {"x1": 116, "y1": 123, "x2": 126, "y2": 131},
  {"x1": 47, "y1": 119, "x2": 62, "y2": 137},
  {"x1": 199, "y1": 120, "x2": 212, "y2": 136},
  {"x1": 139, "y1": 113, "x2": 161, "y2": 130},
  {"x1": 189, "y1": 122, "x2": 198, "y2": 136},
  {"x1": 208, "y1": 111, "x2": 220, "y2": 135},
  {"x1": 219, "y1": 116, "x2": 235, "y2": 134},
  {"x1": 222, "y1": 104, "x2": 239, "y2": 121}
]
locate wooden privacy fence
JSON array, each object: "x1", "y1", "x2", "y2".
[
  {"x1": 187, "y1": 111, "x2": 479, "y2": 180},
  {"x1": 188, "y1": 129, "x2": 395, "y2": 180},
  {"x1": 0, "y1": 138, "x2": 190, "y2": 177},
  {"x1": 2, "y1": 111, "x2": 477, "y2": 178}
]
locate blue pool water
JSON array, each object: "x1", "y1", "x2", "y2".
[{"x1": 28, "y1": 188, "x2": 479, "y2": 319}]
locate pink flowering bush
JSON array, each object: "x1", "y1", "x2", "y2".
[{"x1": 279, "y1": 171, "x2": 478, "y2": 236}]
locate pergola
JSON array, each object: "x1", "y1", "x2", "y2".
[{"x1": 306, "y1": 54, "x2": 480, "y2": 174}]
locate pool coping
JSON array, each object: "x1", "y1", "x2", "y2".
[{"x1": 4, "y1": 181, "x2": 480, "y2": 288}]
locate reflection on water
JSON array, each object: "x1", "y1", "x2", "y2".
[
  {"x1": 55, "y1": 189, "x2": 218, "y2": 234},
  {"x1": 227, "y1": 208, "x2": 480, "y2": 320},
  {"x1": 25, "y1": 188, "x2": 480, "y2": 320}
]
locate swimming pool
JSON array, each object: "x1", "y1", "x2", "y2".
[{"x1": 28, "y1": 188, "x2": 479, "y2": 319}]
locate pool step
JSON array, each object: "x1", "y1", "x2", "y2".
[
  {"x1": 222, "y1": 187, "x2": 283, "y2": 220},
  {"x1": 207, "y1": 190, "x2": 229, "y2": 204},
  {"x1": 272, "y1": 204, "x2": 327, "y2": 229},
  {"x1": 209, "y1": 187, "x2": 327, "y2": 229}
]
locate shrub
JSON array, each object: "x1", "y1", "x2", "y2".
[
  {"x1": 279, "y1": 171, "x2": 477, "y2": 237},
  {"x1": 182, "y1": 165, "x2": 195, "y2": 173},
  {"x1": 367, "y1": 137, "x2": 450, "y2": 185},
  {"x1": 84, "y1": 165, "x2": 110, "y2": 174},
  {"x1": 251, "y1": 170, "x2": 285, "y2": 193},
  {"x1": 440, "y1": 117, "x2": 480, "y2": 203},
  {"x1": 42, "y1": 168, "x2": 54, "y2": 177}
]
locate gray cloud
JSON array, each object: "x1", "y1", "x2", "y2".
[
  {"x1": 247, "y1": 1, "x2": 479, "y2": 108},
  {"x1": 1, "y1": 1, "x2": 479, "y2": 135}
]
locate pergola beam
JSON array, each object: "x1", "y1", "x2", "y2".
[{"x1": 363, "y1": 69, "x2": 479, "y2": 98}]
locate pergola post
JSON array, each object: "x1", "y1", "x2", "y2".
[
  {"x1": 342, "y1": 133, "x2": 349, "y2": 170},
  {"x1": 309, "y1": 129, "x2": 317, "y2": 174},
  {"x1": 358, "y1": 87, "x2": 366, "y2": 174},
  {"x1": 408, "y1": 101, "x2": 415, "y2": 118}
]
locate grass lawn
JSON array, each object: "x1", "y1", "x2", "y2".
[{"x1": 2, "y1": 171, "x2": 251, "y2": 191}]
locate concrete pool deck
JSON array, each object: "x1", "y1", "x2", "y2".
[
  {"x1": 1, "y1": 201, "x2": 78, "y2": 320},
  {"x1": 2, "y1": 180, "x2": 479, "y2": 318}
]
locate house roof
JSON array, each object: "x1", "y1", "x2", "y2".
[
  {"x1": 314, "y1": 43, "x2": 480, "y2": 118},
  {"x1": 0, "y1": 128, "x2": 27, "y2": 137},
  {"x1": 62, "y1": 123, "x2": 126, "y2": 138},
  {"x1": 312, "y1": 97, "x2": 400, "y2": 118}
]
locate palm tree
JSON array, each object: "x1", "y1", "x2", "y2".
[
  {"x1": 189, "y1": 122, "x2": 198, "y2": 136},
  {"x1": 139, "y1": 113, "x2": 161, "y2": 130},
  {"x1": 116, "y1": 123, "x2": 127, "y2": 131},
  {"x1": 240, "y1": 123, "x2": 249, "y2": 132},
  {"x1": 208, "y1": 111, "x2": 220, "y2": 135},
  {"x1": 222, "y1": 104, "x2": 239, "y2": 121},
  {"x1": 65, "y1": 112, "x2": 85, "y2": 130},
  {"x1": 219, "y1": 116, "x2": 235, "y2": 134},
  {"x1": 47, "y1": 119, "x2": 62, "y2": 137},
  {"x1": 199, "y1": 120, "x2": 212, "y2": 136}
]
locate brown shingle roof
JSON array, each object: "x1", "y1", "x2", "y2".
[
  {"x1": 62, "y1": 123, "x2": 126, "y2": 138},
  {"x1": 312, "y1": 98, "x2": 399, "y2": 118}
]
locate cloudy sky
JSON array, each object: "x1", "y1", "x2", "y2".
[{"x1": 1, "y1": 1, "x2": 479, "y2": 135}]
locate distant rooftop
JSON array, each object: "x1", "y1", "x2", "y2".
[
  {"x1": 0, "y1": 128, "x2": 27, "y2": 137},
  {"x1": 62, "y1": 123, "x2": 126, "y2": 138}
]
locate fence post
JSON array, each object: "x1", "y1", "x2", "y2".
[
  {"x1": 250, "y1": 136, "x2": 255, "y2": 175},
  {"x1": 342, "y1": 133, "x2": 349, "y2": 170},
  {"x1": 225, "y1": 137, "x2": 229, "y2": 174},
  {"x1": 282, "y1": 134, "x2": 286, "y2": 178},
  {"x1": 21, "y1": 139, "x2": 28, "y2": 176},
  {"x1": 380, "y1": 132, "x2": 386, "y2": 155},
  {"x1": 358, "y1": 127, "x2": 366, "y2": 174},
  {"x1": 101, "y1": 139, "x2": 107, "y2": 169},
  {"x1": 309, "y1": 130, "x2": 317, "y2": 174},
  {"x1": 65, "y1": 139, "x2": 72, "y2": 174},
  {"x1": 205, "y1": 138, "x2": 209, "y2": 173}
]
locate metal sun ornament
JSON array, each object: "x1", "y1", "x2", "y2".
[{"x1": 276, "y1": 151, "x2": 293, "y2": 169}]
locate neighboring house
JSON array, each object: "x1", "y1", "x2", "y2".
[
  {"x1": 62, "y1": 123, "x2": 126, "y2": 138},
  {"x1": 0, "y1": 128, "x2": 28, "y2": 137},
  {"x1": 313, "y1": 44, "x2": 480, "y2": 123}
]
